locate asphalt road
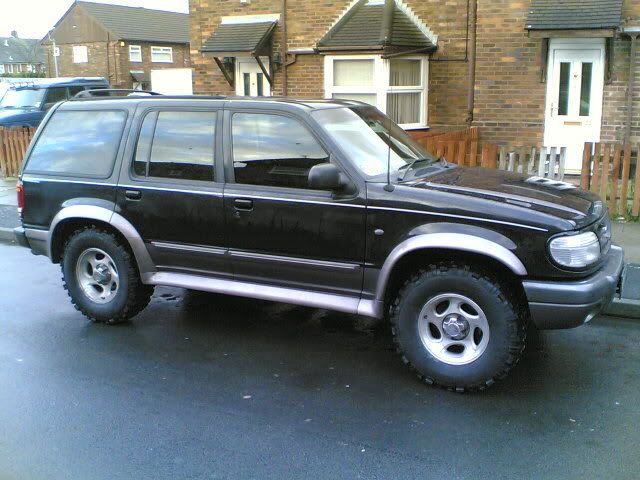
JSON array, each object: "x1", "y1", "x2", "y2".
[{"x1": 1, "y1": 242, "x2": 639, "y2": 480}]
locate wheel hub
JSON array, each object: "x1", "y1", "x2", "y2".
[
  {"x1": 442, "y1": 314, "x2": 470, "y2": 340},
  {"x1": 93, "y1": 263, "x2": 112, "y2": 285}
]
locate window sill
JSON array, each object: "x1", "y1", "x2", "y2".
[
  {"x1": 401, "y1": 124, "x2": 429, "y2": 131},
  {"x1": 151, "y1": 60, "x2": 173, "y2": 64}
]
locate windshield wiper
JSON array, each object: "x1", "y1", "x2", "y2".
[{"x1": 397, "y1": 157, "x2": 436, "y2": 181}]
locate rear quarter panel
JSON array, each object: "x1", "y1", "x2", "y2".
[{"x1": 19, "y1": 101, "x2": 136, "y2": 230}]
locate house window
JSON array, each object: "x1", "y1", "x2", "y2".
[
  {"x1": 324, "y1": 55, "x2": 428, "y2": 129},
  {"x1": 6, "y1": 64, "x2": 13, "y2": 73},
  {"x1": 151, "y1": 46, "x2": 173, "y2": 63},
  {"x1": 72, "y1": 45, "x2": 88, "y2": 63},
  {"x1": 129, "y1": 45, "x2": 142, "y2": 62}
]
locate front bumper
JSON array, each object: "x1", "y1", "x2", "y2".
[{"x1": 523, "y1": 245, "x2": 624, "y2": 329}]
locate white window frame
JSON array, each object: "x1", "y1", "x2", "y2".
[
  {"x1": 72, "y1": 45, "x2": 88, "y2": 63},
  {"x1": 150, "y1": 46, "x2": 173, "y2": 63},
  {"x1": 129, "y1": 45, "x2": 142, "y2": 63},
  {"x1": 6, "y1": 64, "x2": 13, "y2": 73},
  {"x1": 323, "y1": 54, "x2": 429, "y2": 129}
]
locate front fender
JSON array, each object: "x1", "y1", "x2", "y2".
[{"x1": 374, "y1": 231, "x2": 527, "y2": 302}]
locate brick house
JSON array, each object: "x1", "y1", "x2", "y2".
[
  {"x1": 189, "y1": 0, "x2": 640, "y2": 173},
  {"x1": 42, "y1": 1, "x2": 190, "y2": 90},
  {"x1": 0, "y1": 31, "x2": 46, "y2": 75}
]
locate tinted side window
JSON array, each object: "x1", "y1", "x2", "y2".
[
  {"x1": 25, "y1": 110, "x2": 127, "y2": 177},
  {"x1": 232, "y1": 113, "x2": 328, "y2": 189},
  {"x1": 133, "y1": 112, "x2": 157, "y2": 176},
  {"x1": 45, "y1": 87, "x2": 68, "y2": 105},
  {"x1": 68, "y1": 86, "x2": 85, "y2": 97},
  {"x1": 133, "y1": 111, "x2": 216, "y2": 182}
]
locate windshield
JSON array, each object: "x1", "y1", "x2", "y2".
[
  {"x1": 311, "y1": 106, "x2": 436, "y2": 179},
  {"x1": 0, "y1": 89, "x2": 45, "y2": 109}
]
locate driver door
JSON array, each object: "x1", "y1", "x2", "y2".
[{"x1": 222, "y1": 108, "x2": 366, "y2": 296}]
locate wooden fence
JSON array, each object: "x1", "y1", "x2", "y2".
[
  {"x1": 0, "y1": 126, "x2": 35, "y2": 178},
  {"x1": 411, "y1": 127, "x2": 480, "y2": 167},
  {"x1": 581, "y1": 142, "x2": 639, "y2": 217},
  {"x1": 410, "y1": 128, "x2": 566, "y2": 178}
]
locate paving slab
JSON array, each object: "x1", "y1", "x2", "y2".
[{"x1": 0, "y1": 178, "x2": 17, "y2": 207}]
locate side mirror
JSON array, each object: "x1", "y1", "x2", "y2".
[{"x1": 308, "y1": 163, "x2": 343, "y2": 190}]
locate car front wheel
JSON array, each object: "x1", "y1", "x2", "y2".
[{"x1": 390, "y1": 262, "x2": 527, "y2": 392}]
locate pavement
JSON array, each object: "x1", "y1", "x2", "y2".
[{"x1": 0, "y1": 242, "x2": 639, "y2": 480}]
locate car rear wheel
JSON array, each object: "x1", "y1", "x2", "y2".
[
  {"x1": 390, "y1": 262, "x2": 527, "y2": 392},
  {"x1": 61, "y1": 227, "x2": 153, "y2": 324}
]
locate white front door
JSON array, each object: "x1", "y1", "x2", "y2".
[
  {"x1": 544, "y1": 39, "x2": 605, "y2": 173},
  {"x1": 235, "y1": 57, "x2": 270, "y2": 97}
]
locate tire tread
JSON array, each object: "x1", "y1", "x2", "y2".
[{"x1": 389, "y1": 261, "x2": 527, "y2": 392}]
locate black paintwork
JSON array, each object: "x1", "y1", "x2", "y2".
[{"x1": 18, "y1": 96, "x2": 611, "y2": 300}]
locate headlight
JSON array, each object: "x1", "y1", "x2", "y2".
[{"x1": 549, "y1": 232, "x2": 601, "y2": 268}]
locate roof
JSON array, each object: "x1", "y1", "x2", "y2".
[
  {"x1": 317, "y1": 0, "x2": 437, "y2": 52},
  {"x1": 65, "y1": 94, "x2": 371, "y2": 111},
  {"x1": 75, "y1": 1, "x2": 189, "y2": 43},
  {"x1": 526, "y1": 0, "x2": 624, "y2": 30},
  {"x1": 12, "y1": 77, "x2": 108, "y2": 90},
  {"x1": 201, "y1": 19, "x2": 278, "y2": 55},
  {"x1": 0, "y1": 36, "x2": 45, "y2": 64}
]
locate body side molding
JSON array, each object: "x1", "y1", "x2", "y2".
[
  {"x1": 142, "y1": 271, "x2": 385, "y2": 317},
  {"x1": 374, "y1": 233, "x2": 528, "y2": 302},
  {"x1": 48, "y1": 205, "x2": 156, "y2": 276}
]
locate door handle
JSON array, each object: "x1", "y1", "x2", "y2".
[
  {"x1": 125, "y1": 189, "x2": 142, "y2": 201},
  {"x1": 234, "y1": 198, "x2": 253, "y2": 211}
]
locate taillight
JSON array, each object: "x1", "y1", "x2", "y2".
[{"x1": 16, "y1": 181, "x2": 25, "y2": 214}]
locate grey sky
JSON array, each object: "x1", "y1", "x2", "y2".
[{"x1": 0, "y1": 0, "x2": 189, "y2": 39}]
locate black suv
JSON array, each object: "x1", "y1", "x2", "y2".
[{"x1": 13, "y1": 96, "x2": 623, "y2": 391}]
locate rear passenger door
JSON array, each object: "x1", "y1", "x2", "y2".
[{"x1": 117, "y1": 105, "x2": 228, "y2": 276}]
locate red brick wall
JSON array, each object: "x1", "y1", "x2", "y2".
[
  {"x1": 190, "y1": 0, "x2": 640, "y2": 146},
  {"x1": 45, "y1": 41, "x2": 190, "y2": 88}
]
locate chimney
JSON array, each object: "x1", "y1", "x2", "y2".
[{"x1": 10, "y1": 30, "x2": 18, "y2": 38}]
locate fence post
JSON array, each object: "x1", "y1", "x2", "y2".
[
  {"x1": 599, "y1": 144, "x2": 611, "y2": 201},
  {"x1": 620, "y1": 144, "x2": 632, "y2": 216},
  {"x1": 548, "y1": 147, "x2": 558, "y2": 179},
  {"x1": 481, "y1": 144, "x2": 498, "y2": 168},
  {"x1": 610, "y1": 144, "x2": 621, "y2": 214},
  {"x1": 633, "y1": 142, "x2": 640, "y2": 217},
  {"x1": 528, "y1": 147, "x2": 537, "y2": 175},
  {"x1": 590, "y1": 143, "x2": 602, "y2": 193},
  {"x1": 557, "y1": 147, "x2": 566, "y2": 180},
  {"x1": 580, "y1": 143, "x2": 592, "y2": 189},
  {"x1": 537, "y1": 147, "x2": 547, "y2": 177}
]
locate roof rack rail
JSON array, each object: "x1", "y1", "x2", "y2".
[{"x1": 72, "y1": 88, "x2": 162, "y2": 99}]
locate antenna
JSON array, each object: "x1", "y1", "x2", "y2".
[{"x1": 383, "y1": 112, "x2": 394, "y2": 192}]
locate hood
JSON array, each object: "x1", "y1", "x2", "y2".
[
  {"x1": 0, "y1": 108, "x2": 41, "y2": 126},
  {"x1": 405, "y1": 167, "x2": 602, "y2": 228}
]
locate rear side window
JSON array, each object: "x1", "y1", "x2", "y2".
[
  {"x1": 44, "y1": 87, "x2": 68, "y2": 105},
  {"x1": 133, "y1": 110, "x2": 216, "y2": 182},
  {"x1": 25, "y1": 110, "x2": 127, "y2": 178}
]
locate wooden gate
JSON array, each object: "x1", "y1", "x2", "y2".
[
  {"x1": 581, "y1": 142, "x2": 640, "y2": 217},
  {"x1": 0, "y1": 127, "x2": 36, "y2": 178}
]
